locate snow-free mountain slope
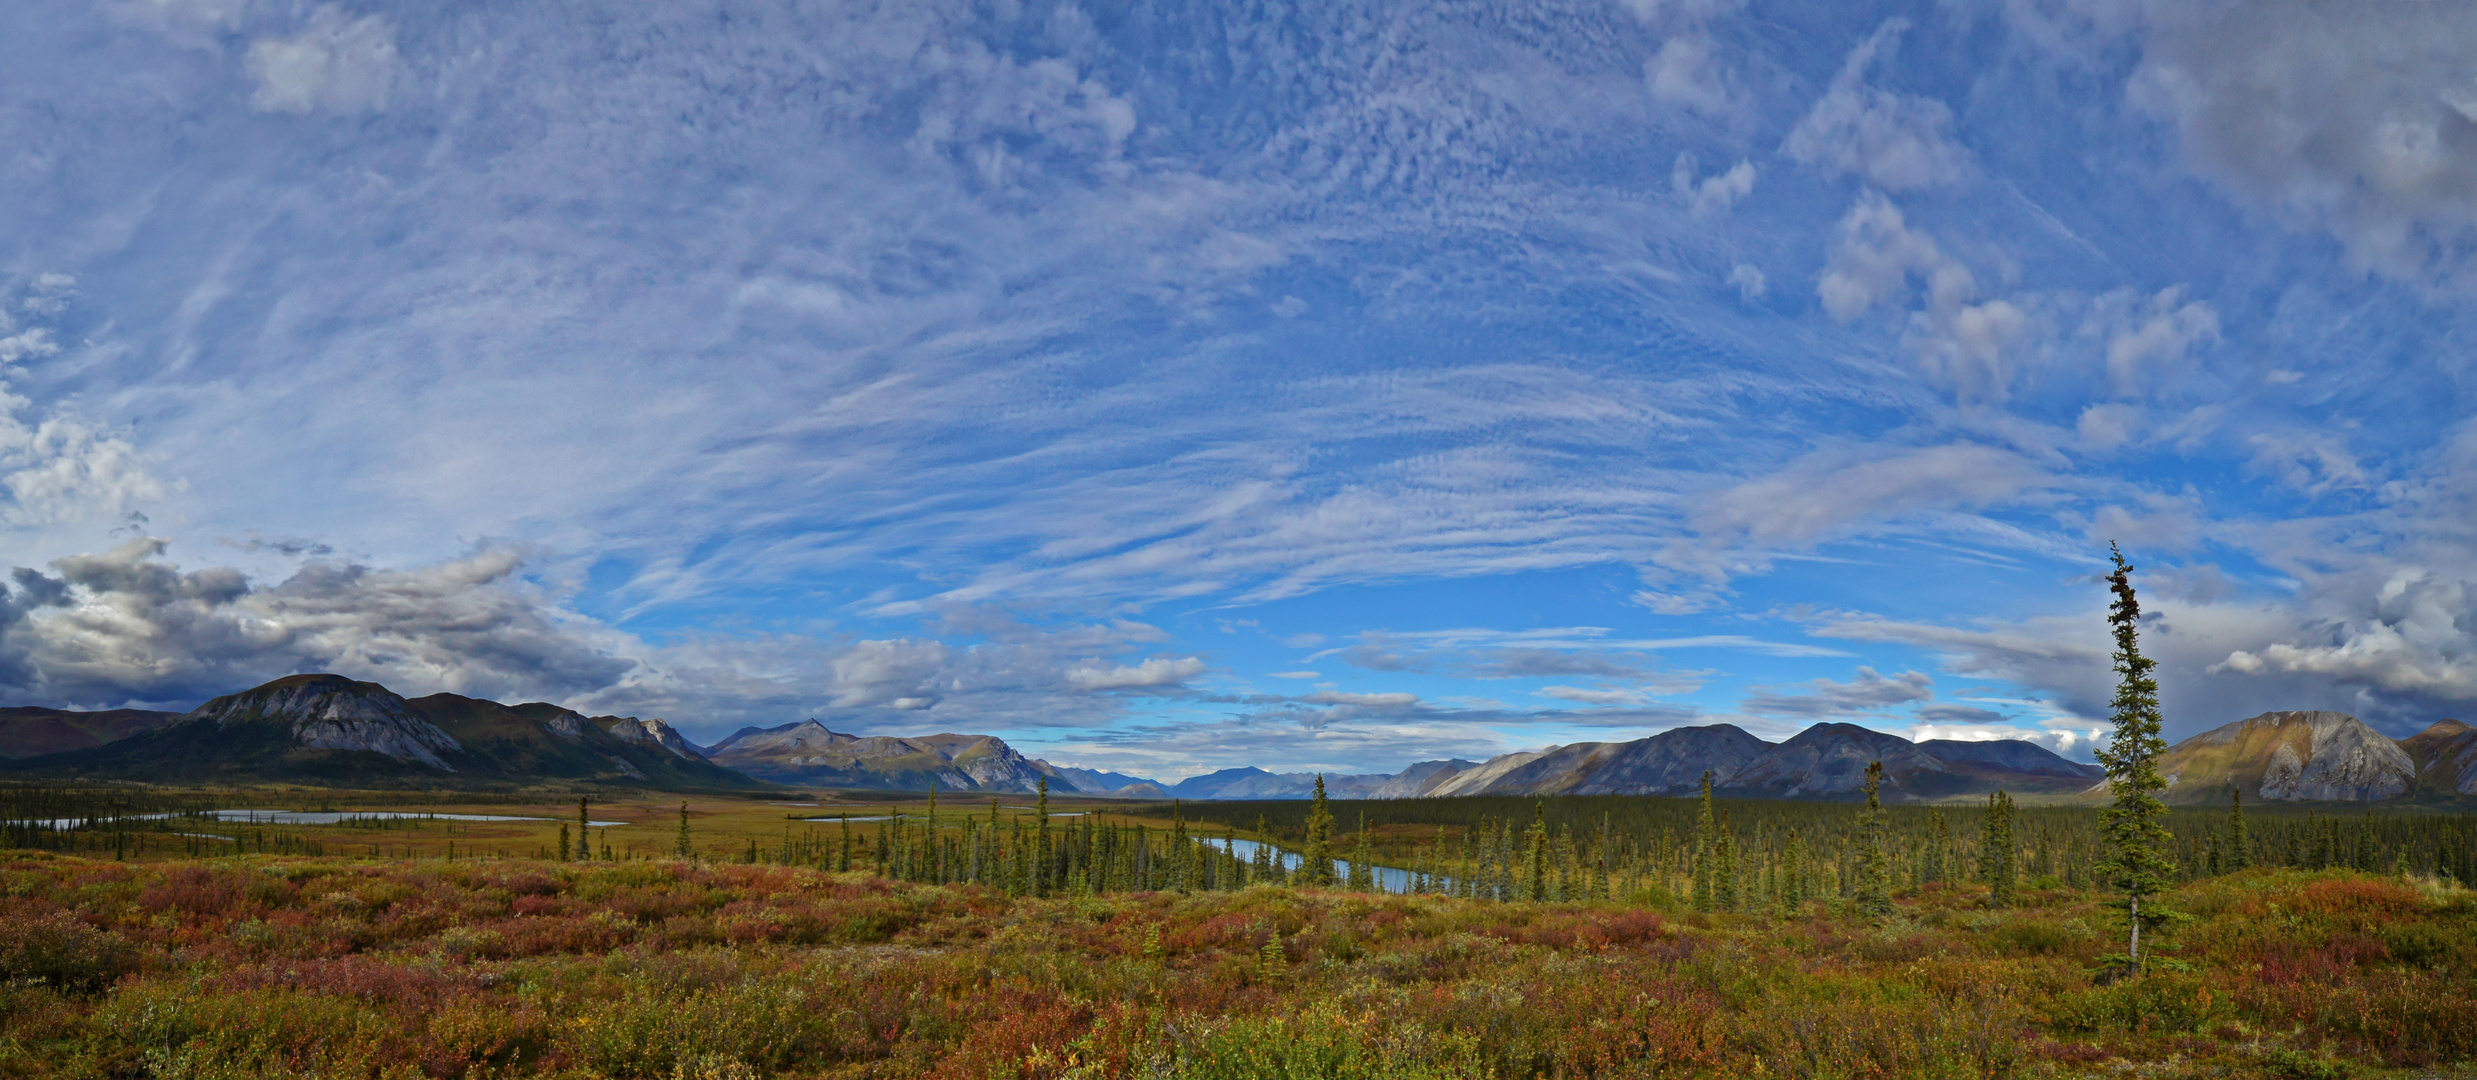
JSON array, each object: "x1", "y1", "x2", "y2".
[
  {"x1": 6, "y1": 674, "x2": 763, "y2": 789},
  {"x1": 0, "y1": 706, "x2": 182, "y2": 759},
  {"x1": 2404, "y1": 719, "x2": 2477, "y2": 798},
  {"x1": 2157, "y1": 711, "x2": 2415, "y2": 803}
]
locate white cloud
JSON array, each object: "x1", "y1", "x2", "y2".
[
  {"x1": 245, "y1": 6, "x2": 402, "y2": 115},
  {"x1": 1782, "y1": 19, "x2": 1971, "y2": 191},
  {"x1": 1740, "y1": 665, "x2": 1932, "y2": 718},
  {"x1": 1301, "y1": 690, "x2": 1419, "y2": 707},
  {"x1": 1645, "y1": 35, "x2": 1735, "y2": 116},
  {"x1": 2244, "y1": 431, "x2": 2371, "y2": 496},
  {"x1": 1671, "y1": 153, "x2": 1756, "y2": 215},
  {"x1": 1817, "y1": 189, "x2": 1953, "y2": 321},
  {"x1": 1536, "y1": 685, "x2": 1652, "y2": 705},
  {"x1": 1694, "y1": 442, "x2": 2049, "y2": 548},
  {"x1": 2083, "y1": 286, "x2": 2219, "y2": 398},
  {"x1": 1728, "y1": 263, "x2": 1766, "y2": 300},
  {"x1": 1063, "y1": 655, "x2": 1206, "y2": 691},
  {"x1": 1269, "y1": 670, "x2": 1320, "y2": 679},
  {"x1": 2124, "y1": 0, "x2": 2477, "y2": 290},
  {"x1": 2218, "y1": 569, "x2": 2477, "y2": 700}
]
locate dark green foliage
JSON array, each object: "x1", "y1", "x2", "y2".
[
  {"x1": 1855, "y1": 761, "x2": 1891, "y2": 917},
  {"x1": 1981, "y1": 790, "x2": 2017, "y2": 908},
  {"x1": 1300, "y1": 775, "x2": 1337, "y2": 887},
  {"x1": 2096, "y1": 544, "x2": 2177, "y2": 973}
]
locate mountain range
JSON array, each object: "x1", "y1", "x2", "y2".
[
  {"x1": 1, "y1": 674, "x2": 2471, "y2": 804},
  {"x1": 2, "y1": 674, "x2": 759, "y2": 790}
]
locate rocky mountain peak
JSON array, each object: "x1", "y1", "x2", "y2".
[
  {"x1": 186, "y1": 672, "x2": 463, "y2": 771},
  {"x1": 2163, "y1": 710, "x2": 2413, "y2": 802}
]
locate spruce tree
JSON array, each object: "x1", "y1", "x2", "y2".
[
  {"x1": 1988, "y1": 791, "x2": 2017, "y2": 908},
  {"x1": 576, "y1": 797, "x2": 592, "y2": 861},
  {"x1": 1352, "y1": 813, "x2": 1378, "y2": 892},
  {"x1": 558, "y1": 822, "x2": 572, "y2": 863},
  {"x1": 1034, "y1": 778, "x2": 1051, "y2": 896},
  {"x1": 1515, "y1": 802, "x2": 1535, "y2": 901},
  {"x1": 675, "y1": 801, "x2": 692, "y2": 859},
  {"x1": 1692, "y1": 769, "x2": 1718, "y2": 913},
  {"x1": 1301, "y1": 775, "x2": 1337, "y2": 886},
  {"x1": 2227, "y1": 788, "x2": 2250, "y2": 871},
  {"x1": 1856, "y1": 761, "x2": 1892, "y2": 917},
  {"x1": 2095, "y1": 543, "x2": 2176, "y2": 975}
]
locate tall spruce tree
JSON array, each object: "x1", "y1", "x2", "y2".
[
  {"x1": 675, "y1": 802, "x2": 692, "y2": 859},
  {"x1": 1988, "y1": 791, "x2": 2017, "y2": 908},
  {"x1": 1301, "y1": 775, "x2": 1337, "y2": 886},
  {"x1": 2228, "y1": 788, "x2": 2250, "y2": 871},
  {"x1": 2095, "y1": 543, "x2": 2176, "y2": 975},
  {"x1": 1856, "y1": 761, "x2": 1892, "y2": 917},
  {"x1": 1526, "y1": 801, "x2": 1550, "y2": 901},
  {"x1": 1034, "y1": 778, "x2": 1051, "y2": 896},
  {"x1": 576, "y1": 798, "x2": 592, "y2": 861},
  {"x1": 1693, "y1": 770, "x2": 1718, "y2": 912}
]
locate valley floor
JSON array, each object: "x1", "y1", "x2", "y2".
[{"x1": 0, "y1": 852, "x2": 2472, "y2": 1079}]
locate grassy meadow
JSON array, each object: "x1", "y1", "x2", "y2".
[{"x1": 2, "y1": 785, "x2": 2474, "y2": 1079}]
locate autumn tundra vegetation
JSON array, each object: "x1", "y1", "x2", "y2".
[{"x1": 2, "y1": 565, "x2": 2474, "y2": 1079}]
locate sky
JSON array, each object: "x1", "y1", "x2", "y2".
[{"x1": 4, "y1": 0, "x2": 2477, "y2": 781}]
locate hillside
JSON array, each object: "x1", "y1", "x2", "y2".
[
  {"x1": 2403, "y1": 719, "x2": 2477, "y2": 798},
  {"x1": 703, "y1": 720, "x2": 1071, "y2": 793},
  {"x1": 1381, "y1": 721, "x2": 2101, "y2": 802},
  {"x1": 2156, "y1": 711, "x2": 2415, "y2": 803},
  {"x1": 3, "y1": 674, "x2": 763, "y2": 790},
  {"x1": 0, "y1": 706, "x2": 181, "y2": 758}
]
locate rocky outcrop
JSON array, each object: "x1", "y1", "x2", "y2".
[
  {"x1": 600, "y1": 716, "x2": 706, "y2": 760},
  {"x1": 189, "y1": 674, "x2": 463, "y2": 770},
  {"x1": 2161, "y1": 711, "x2": 2414, "y2": 803},
  {"x1": 1371, "y1": 760, "x2": 1479, "y2": 798},
  {"x1": 2406, "y1": 720, "x2": 2477, "y2": 797},
  {"x1": 704, "y1": 720, "x2": 1064, "y2": 793}
]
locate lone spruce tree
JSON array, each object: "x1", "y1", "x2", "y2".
[
  {"x1": 1301, "y1": 775, "x2": 1337, "y2": 886},
  {"x1": 1983, "y1": 791, "x2": 2017, "y2": 908},
  {"x1": 2095, "y1": 543, "x2": 2176, "y2": 975},
  {"x1": 1034, "y1": 778, "x2": 1051, "y2": 896},
  {"x1": 1855, "y1": 761, "x2": 1892, "y2": 917},
  {"x1": 675, "y1": 801, "x2": 692, "y2": 859},
  {"x1": 2227, "y1": 788, "x2": 2250, "y2": 871},
  {"x1": 1692, "y1": 770, "x2": 1718, "y2": 912}
]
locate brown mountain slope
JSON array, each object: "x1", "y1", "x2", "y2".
[
  {"x1": 2405, "y1": 719, "x2": 2477, "y2": 798},
  {"x1": 2157, "y1": 711, "x2": 2414, "y2": 803},
  {"x1": 0, "y1": 707, "x2": 182, "y2": 758}
]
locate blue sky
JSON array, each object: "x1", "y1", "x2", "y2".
[{"x1": 4, "y1": 0, "x2": 2477, "y2": 779}]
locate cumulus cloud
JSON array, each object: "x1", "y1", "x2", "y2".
[
  {"x1": 1645, "y1": 35, "x2": 1737, "y2": 117},
  {"x1": 1740, "y1": 665, "x2": 1932, "y2": 718},
  {"x1": 0, "y1": 283, "x2": 167, "y2": 526},
  {"x1": 1782, "y1": 20, "x2": 1971, "y2": 190},
  {"x1": 245, "y1": 6, "x2": 402, "y2": 115},
  {"x1": 1817, "y1": 189, "x2": 1957, "y2": 321},
  {"x1": 2082, "y1": 286, "x2": 2219, "y2": 398},
  {"x1": 1671, "y1": 153, "x2": 1756, "y2": 215},
  {"x1": 2218, "y1": 569, "x2": 2477, "y2": 701},
  {"x1": 0, "y1": 537, "x2": 1220, "y2": 736},
  {"x1": 1063, "y1": 655, "x2": 1207, "y2": 691},
  {"x1": 2123, "y1": 0, "x2": 2477, "y2": 290}
]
